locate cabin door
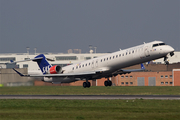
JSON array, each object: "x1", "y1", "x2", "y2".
[
  {"x1": 91, "y1": 60, "x2": 94, "y2": 69},
  {"x1": 95, "y1": 59, "x2": 98, "y2": 68},
  {"x1": 144, "y1": 46, "x2": 150, "y2": 57}
]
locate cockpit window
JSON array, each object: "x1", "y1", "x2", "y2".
[
  {"x1": 159, "y1": 43, "x2": 166, "y2": 46},
  {"x1": 152, "y1": 43, "x2": 166, "y2": 47},
  {"x1": 153, "y1": 44, "x2": 159, "y2": 47}
]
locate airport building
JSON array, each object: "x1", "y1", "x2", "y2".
[
  {"x1": 0, "y1": 52, "x2": 106, "y2": 71},
  {"x1": 0, "y1": 51, "x2": 180, "y2": 86}
]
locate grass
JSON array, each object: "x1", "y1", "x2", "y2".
[
  {"x1": 0, "y1": 86, "x2": 180, "y2": 120},
  {"x1": 0, "y1": 86, "x2": 180, "y2": 95},
  {"x1": 0, "y1": 99, "x2": 180, "y2": 120}
]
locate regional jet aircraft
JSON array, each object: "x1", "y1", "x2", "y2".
[{"x1": 12, "y1": 41, "x2": 174, "y2": 88}]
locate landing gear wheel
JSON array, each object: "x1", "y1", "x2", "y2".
[
  {"x1": 104, "y1": 81, "x2": 109, "y2": 87},
  {"x1": 87, "y1": 82, "x2": 91, "y2": 88},
  {"x1": 83, "y1": 82, "x2": 91, "y2": 88},
  {"x1": 165, "y1": 61, "x2": 169, "y2": 65},
  {"x1": 83, "y1": 82, "x2": 87, "y2": 88},
  {"x1": 109, "y1": 81, "x2": 112, "y2": 86},
  {"x1": 104, "y1": 80, "x2": 112, "y2": 86}
]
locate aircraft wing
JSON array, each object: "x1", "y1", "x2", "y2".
[
  {"x1": 13, "y1": 64, "x2": 144, "y2": 78},
  {"x1": 13, "y1": 68, "x2": 103, "y2": 78},
  {"x1": 112, "y1": 63, "x2": 145, "y2": 75}
]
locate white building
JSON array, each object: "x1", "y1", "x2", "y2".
[
  {"x1": 0, "y1": 53, "x2": 107, "y2": 71},
  {"x1": 0, "y1": 51, "x2": 179, "y2": 72}
]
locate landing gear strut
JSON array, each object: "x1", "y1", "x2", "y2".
[{"x1": 104, "y1": 78, "x2": 112, "y2": 87}]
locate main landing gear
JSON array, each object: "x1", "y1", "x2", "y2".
[
  {"x1": 83, "y1": 81, "x2": 91, "y2": 88},
  {"x1": 104, "y1": 78, "x2": 112, "y2": 87},
  {"x1": 83, "y1": 78, "x2": 112, "y2": 88}
]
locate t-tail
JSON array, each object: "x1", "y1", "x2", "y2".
[
  {"x1": 33, "y1": 54, "x2": 52, "y2": 74},
  {"x1": 11, "y1": 54, "x2": 62, "y2": 75},
  {"x1": 33, "y1": 54, "x2": 62, "y2": 74}
]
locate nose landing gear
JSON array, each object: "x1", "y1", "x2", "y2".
[
  {"x1": 170, "y1": 52, "x2": 174, "y2": 57},
  {"x1": 164, "y1": 56, "x2": 169, "y2": 65}
]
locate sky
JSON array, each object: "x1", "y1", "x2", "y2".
[{"x1": 0, "y1": 0, "x2": 179, "y2": 53}]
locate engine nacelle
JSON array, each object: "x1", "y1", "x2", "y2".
[{"x1": 49, "y1": 65, "x2": 62, "y2": 74}]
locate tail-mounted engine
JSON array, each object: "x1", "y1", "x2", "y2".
[{"x1": 49, "y1": 65, "x2": 62, "y2": 74}]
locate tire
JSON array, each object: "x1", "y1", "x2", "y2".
[
  {"x1": 86, "y1": 82, "x2": 91, "y2": 88},
  {"x1": 104, "y1": 81, "x2": 109, "y2": 87},
  {"x1": 83, "y1": 82, "x2": 87, "y2": 88},
  {"x1": 108, "y1": 81, "x2": 112, "y2": 86}
]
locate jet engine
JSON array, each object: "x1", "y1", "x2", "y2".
[{"x1": 49, "y1": 65, "x2": 62, "y2": 74}]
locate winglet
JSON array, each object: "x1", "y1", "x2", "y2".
[
  {"x1": 141, "y1": 63, "x2": 145, "y2": 70},
  {"x1": 13, "y1": 68, "x2": 25, "y2": 76}
]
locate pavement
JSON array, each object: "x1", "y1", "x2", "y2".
[{"x1": 0, "y1": 95, "x2": 180, "y2": 100}]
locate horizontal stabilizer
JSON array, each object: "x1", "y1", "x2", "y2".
[
  {"x1": 9, "y1": 57, "x2": 43, "y2": 64},
  {"x1": 9, "y1": 54, "x2": 54, "y2": 64}
]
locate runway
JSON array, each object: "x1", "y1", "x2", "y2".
[{"x1": 0, "y1": 95, "x2": 180, "y2": 100}]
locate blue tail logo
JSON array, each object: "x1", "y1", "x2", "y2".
[{"x1": 33, "y1": 54, "x2": 52, "y2": 74}]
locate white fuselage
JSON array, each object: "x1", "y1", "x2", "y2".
[
  {"x1": 58, "y1": 41, "x2": 174, "y2": 78},
  {"x1": 44, "y1": 41, "x2": 174, "y2": 83}
]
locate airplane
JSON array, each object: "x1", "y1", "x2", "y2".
[{"x1": 12, "y1": 41, "x2": 174, "y2": 88}]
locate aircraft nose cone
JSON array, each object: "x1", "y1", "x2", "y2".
[
  {"x1": 164, "y1": 46, "x2": 174, "y2": 54},
  {"x1": 168, "y1": 46, "x2": 174, "y2": 52}
]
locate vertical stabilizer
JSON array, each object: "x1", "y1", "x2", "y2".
[{"x1": 33, "y1": 54, "x2": 52, "y2": 74}]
